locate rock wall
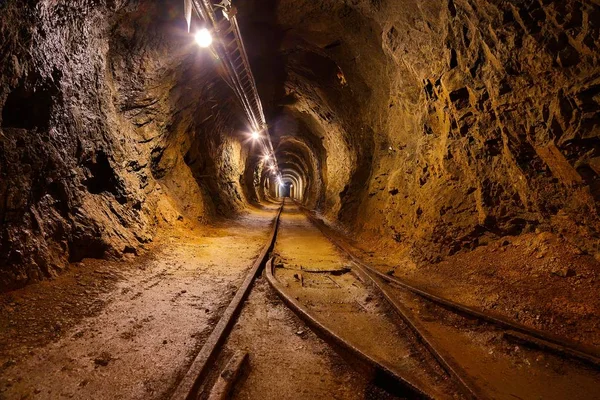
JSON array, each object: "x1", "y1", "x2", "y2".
[
  {"x1": 0, "y1": 0, "x2": 251, "y2": 290},
  {"x1": 265, "y1": 0, "x2": 600, "y2": 262},
  {"x1": 2, "y1": 0, "x2": 599, "y2": 289}
]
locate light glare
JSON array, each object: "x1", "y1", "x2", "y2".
[
  {"x1": 195, "y1": 29, "x2": 213, "y2": 48},
  {"x1": 251, "y1": 131, "x2": 260, "y2": 140}
]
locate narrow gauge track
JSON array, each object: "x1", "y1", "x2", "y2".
[
  {"x1": 169, "y1": 203, "x2": 284, "y2": 400},
  {"x1": 300, "y1": 203, "x2": 600, "y2": 369},
  {"x1": 297, "y1": 203, "x2": 600, "y2": 400},
  {"x1": 170, "y1": 200, "x2": 600, "y2": 400},
  {"x1": 266, "y1": 203, "x2": 469, "y2": 399}
]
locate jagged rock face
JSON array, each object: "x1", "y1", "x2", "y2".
[
  {"x1": 1, "y1": 0, "x2": 599, "y2": 289},
  {"x1": 0, "y1": 0, "x2": 251, "y2": 290},
  {"x1": 252, "y1": 0, "x2": 600, "y2": 262}
]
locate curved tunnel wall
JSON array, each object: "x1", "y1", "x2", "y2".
[
  {"x1": 1, "y1": 0, "x2": 599, "y2": 290},
  {"x1": 0, "y1": 0, "x2": 258, "y2": 290},
  {"x1": 246, "y1": 0, "x2": 600, "y2": 264}
]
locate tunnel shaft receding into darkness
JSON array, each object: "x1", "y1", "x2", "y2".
[{"x1": 1, "y1": 0, "x2": 600, "y2": 399}]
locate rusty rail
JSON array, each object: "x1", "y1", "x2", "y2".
[
  {"x1": 299, "y1": 204, "x2": 600, "y2": 369},
  {"x1": 170, "y1": 203, "x2": 283, "y2": 400},
  {"x1": 264, "y1": 257, "x2": 436, "y2": 400}
]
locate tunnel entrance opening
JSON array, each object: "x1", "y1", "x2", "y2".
[{"x1": 281, "y1": 182, "x2": 291, "y2": 197}]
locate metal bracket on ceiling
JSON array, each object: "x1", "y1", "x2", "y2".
[{"x1": 185, "y1": 0, "x2": 280, "y2": 176}]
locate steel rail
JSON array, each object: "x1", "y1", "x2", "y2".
[
  {"x1": 169, "y1": 203, "x2": 283, "y2": 400},
  {"x1": 349, "y1": 261, "x2": 486, "y2": 400},
  {"x1": 297, "y1": 203, "x2": 600, "y2": 369},
  {"x1": 264, "y1": 257, "x2": 436, "y2": 400},
  {"x1": 267, "y1": 201, "x2": 478, "y2": 399},
  {"x1": 170, "y1": 200, "x2": 471, "y2": 399}
]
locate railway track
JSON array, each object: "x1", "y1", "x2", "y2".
[
  {"x1": 296, "y1": 203, "x2": 600, "y2": 399},
  {"x1": 300, "y1": 205, "x2": 600, "y2": 369},
  {"x1": 170, "y1": 199, "x2": 600, "y2": 400},
  {"x1": 169, "y1": 203, "x2": 284, "y2": 400}
]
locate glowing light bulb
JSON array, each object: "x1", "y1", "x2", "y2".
[
  {"x1": 263, "y1": 154, "x2": 270, "y2": 161},
  {"x1": 195, "y1": 28, "x2": 213, "y2": 48},
  {"x1": 251, "y1": 131, "x2": 260, "y2": 140}
]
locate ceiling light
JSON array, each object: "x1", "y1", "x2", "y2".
[
  {"x1": 251, "y1": 131, "x2": 260, "y2": 140},
  {"x1": 263, "y1": 154, "x2": 270, "y2": 161},
  {"x1": 195, "y1": 28, "x2": 213, "y2": 48}
]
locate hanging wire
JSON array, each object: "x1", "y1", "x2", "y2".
[{"x1": 185, "y1": 0, "x2": 280, "y2": 175}]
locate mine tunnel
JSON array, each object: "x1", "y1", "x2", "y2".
[{"x1": 1, "y1": 0, "x2": 600, "y2": 399}]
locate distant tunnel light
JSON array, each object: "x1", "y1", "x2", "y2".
[{"x1": 195, "y1": 28, "x2": 213, "y2": 48}]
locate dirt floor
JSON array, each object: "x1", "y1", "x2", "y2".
[
  {"x1": 2, "y1": 200, "x2": 599, "y2": 400},
  {"x1": 0, "y1": 205, "x2": 278, "y2": 400},
  {"x1": 382, "y1": 278, "x2": 600, "y2": 400},
  {"x1": 314, "y1": 212, "x2": 600, "y2": 350}
]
